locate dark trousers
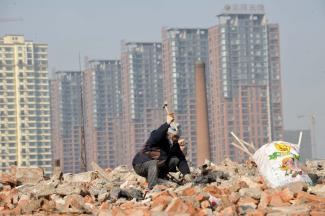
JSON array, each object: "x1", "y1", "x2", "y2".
[{"x1": 133, "y1": 157, "x2": 180, "y2": 189}]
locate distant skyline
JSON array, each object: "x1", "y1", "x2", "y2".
[{"x1": 1, "y1": 0, "x2": 324, "y2": 158}]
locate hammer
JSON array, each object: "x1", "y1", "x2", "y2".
[{"x1": 162, "y1": 101, "x2": 169, "y2": 114}]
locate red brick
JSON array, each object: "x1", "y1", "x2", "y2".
[
  {"x1": 0, "y1": 173, "x2": 16, "y2": 185},
  {"x1": 165, "y1": 197, "x2": 189, "y2": 213},
  {"x1": 195, "y1": 194, "x2": 205, "y2": 202},
  {"x1": 310, "y1": 211, "x2": 325, "y2": 216},
  {"x1": 198, "y1": 208, "x2": 213, "y2": 216},
  {"x1": 220, "y1": 196, "x2": 232, "y2": 208},
  {"x1": 183, "y1": 200, "x2": 199, "y2": 215},
  {"x1": 229, "y1": 192, "x2": 240, "y2": 204},
  {"x1": 63, "y1": 194, "x2": 85, "y2": 213},
  {"x1": 0, "y1": 208, "x2": 21, "y2": 215},
  {"x1": 269, "y1": 193, "x2": 290, "y2": 207},
  {"x1": 112, "y1": 207, "x2": 126, "y2": 215},
  {"x1": 238, "y1": 197, "x2": 258, "y2": 205},
  {"x1": 124, "y1": 207, "x2": 150, "y2": 216},
  {"x1": 182, "y1": 187, "x2": 197, "y2": 196},
  {"x1": 200, "y1": 200, "x2": 210, "y2": 209},
  {"x1": 153, "y1": 184, "x2": 169, "y2": 191},
  {"x1": 151, "y1": 195, "x2": 173, "y2": 210},
  {"x1": 17, "y1": 199, "x2": 29, "y2": 208},
  {"x1": 228, "y1": 181, "x2": 249, "y2": 193},
  {"x1": 280, "y1": 188, "x2": 294, "y2": 202},
  {"x1": 237, "y1": 197, "x2": 258, "y2": 215},
  {"x1": 20, "y1": 199, "x2": 41, "y2": 214},
  {"x1": 1, "y1": 188, "x2": 19, "y2": 208},
  {"x1": 238, "y1": 181, "x2": 249, "y2": 189},
  {"x1": 151, "y1": 190, "x2": 171, "y2": 200},
  {"x1": 83, "y1": 195, "x2": 94, "y2": 204},
  {"x1": 41, "y1": 199, "x2": 56, "y2": 212},
  {"x1": 220, "y1": 205, "x2": 236, "y2": 216},
  {"x1": 246, "y1": 209, "x2": 266, "y2": 216},
  {"x1": 203, "y1": 185, "x2": 223, "y2": 197},
  {"x1": 258, "y1": 191, "x2": 270, "y2": 209},
  {"x1": 99, "y1": 202, "x2": 110, "y2": 210},
  {"x1": 310, "y1": 201, "x2": 325, "y2": 211},
  {"x1": 222, "y1": 187, "x2": 231, "y2": 195},
  {"x1": 297, "y1": 192, "x2": 325, "y2": 203},
  {"x1": 119, "y1": 201, "x2": 136, "y2": 209}
]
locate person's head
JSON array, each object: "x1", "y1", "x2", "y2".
[{"x1": 167, "y1": 122, "x2": 181, "y2": 143}]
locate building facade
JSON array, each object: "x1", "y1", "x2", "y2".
[
  {"x1": 162, "y1": 28, "x2": 209, "y2": 165},
  {"x1": 208, "y1": 4, "x2": 283, "y2": 162},
  {"x1": 0, "y1": 35, "x2": 52, "y2": 174},
  {"x1": 50, "y1": 71, "x2": 83, "y2": 173},
  {"x1": 120, "y1": 42, "x2": 164, "y2": 165},
  {"x1": 83, "y1": 60, "x2": 122, "y2": 169}
]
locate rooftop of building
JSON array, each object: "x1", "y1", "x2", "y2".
[
  {"x1": 162, "y1": 27, "x2": 208, "y2": 32},
  {"x1": 0, "y1": 35, "x2": 47, "y2": 46},
  {"x1": 88, "y1": 59, "x2": 120, "y2": 64},
  {"x1": 123, "y1": 41, "x2": 162, "y2": 46},
  {"x1": 218, "y1": 4, "x2": 265, "y2": 16}
]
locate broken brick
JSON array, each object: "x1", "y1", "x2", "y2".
[
  {"x1": 200, "y1": 200, "x2": 210, "y2": 209},
  {"x1": 237, "y1": 196, "x2": 258, "y2": 214},
  {"x1": 258, "y1": 191, "x2": 270, "y2": 209},
  {"x1": 0, "y1": 173, "x2": 16, "y2": 186},
  {"x1": 246, "y1": 209, "x2": 265, "y2": 216},
  {"x1": 219, "y1": 205, "x2": 236, "y2": 216},
  {"x1": 279, "y1": 188, "x2": 294, "y2": 202},
  {"x1": 269, "y1": 193, "x2": 290, "y2": 207},
  {"x1": 182, "y1": 187, "x2": 197, "y2": 196},
  {"x1": 203, "y1": 185, "x2": 223, "y2": 197},
  {"x1": 165, "y1": 197, "x2": 189, "y2": 213},
  {"x1": 63, "y1": 194, "x2": 87, "y2": 213},
  {"x1": 296, "y1": 191, "x2": 325, "y2": 203},
  {"x1": 152, "y1": 195, "x2": 173, "y2": 210},
  {"x1": 195, "y1": 194, "x2": 205, "y2": 202}
]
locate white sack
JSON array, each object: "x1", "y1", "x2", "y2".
[{"x1": 253, "y1": 141, "x2": 312, "y2": 188}]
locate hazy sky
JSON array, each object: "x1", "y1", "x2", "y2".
[{"x1": 1, "y1": 0, "x2": 325, "y2": 158}]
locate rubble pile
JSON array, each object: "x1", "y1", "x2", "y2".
[{"x1": 0, "y1": 159, "x2": 325, "y2": 215}]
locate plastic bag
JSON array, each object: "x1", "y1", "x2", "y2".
[{"x1": 253, "y1": 141, "x2": 312, "y2": 188}]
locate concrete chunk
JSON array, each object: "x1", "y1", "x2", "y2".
[
  {"x1": 16, "y1": 167, "x2": 44, "y2": 185},
  {"x1": 55, "y1": 182, "x2": 82, "y2": 195},
  {"x1": 63, "y1": 171, "x2": 98, "y2": 183}
]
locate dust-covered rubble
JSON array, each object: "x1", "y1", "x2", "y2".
[{"x1": 0, "y1": 159, "x2": 324, "y2": 215}]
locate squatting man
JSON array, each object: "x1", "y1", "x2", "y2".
[{"x1": 132, "y1": 112, "x2": 192, "y2": 189}]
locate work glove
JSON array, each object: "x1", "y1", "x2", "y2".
[
  {"x1": 183, "y1": 174, "x2": 193, "y2": 183},
  {"x1": 166, "y1": 112, "x2": 175, "y2": 124}
]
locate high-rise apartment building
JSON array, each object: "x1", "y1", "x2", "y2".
[
  {"x1": 208, "y1": 4, "x2": 283, "y2": 162},
  {"x1": 83, "y1": 60, "x2": 122, "y2": 168},
  {"x1": 50, "y1": 71, "x2": 83, "y2": 173},
  {"x1": 0, "y1": 35, "x2": 52, "y2": 174},
  {"x1": 120, "y1": 42, "x2": 164, "y2": 165},
  {"x1": 162, "y1": 28, "x2": 209, "y2": 165}
]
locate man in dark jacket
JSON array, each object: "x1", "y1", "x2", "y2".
[{"x1": 132, "y1": 113, "x2": 191, "y2": 189}]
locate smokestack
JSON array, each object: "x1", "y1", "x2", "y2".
[{"x1": 195, "y1": 59, "x2": 210, "y2": 165}]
